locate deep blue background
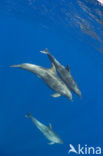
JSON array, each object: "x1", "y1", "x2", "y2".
[{"x1": 0, "y1": 0, "x2": 103, "y2": 155}]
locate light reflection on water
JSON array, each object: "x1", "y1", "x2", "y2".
[{"x1": 1, "y1": 0, "x2": 103, "y2": 53}]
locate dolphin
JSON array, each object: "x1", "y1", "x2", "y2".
[
  {"x1": 40, "y1": 49, "x2": 81, "y2": 97},
  {"x1": 11, "y1": 63, "x2": 72, "y2": 100},
  {"x1": 25, "y1": 113, "x2": 63, "y2": 145}
]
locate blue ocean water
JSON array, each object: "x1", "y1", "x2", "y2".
[{"x1": 0, "y1": 0, "x2": 103, "y2": 155}]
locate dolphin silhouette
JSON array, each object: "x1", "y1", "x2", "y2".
[
  {"x1": 40, "y1": 49, "x2": 81, "y2": 97},
  {"x1": 25, "y1": 113, "x2": 63, "y2": 145},
  {"x1": 11, "y1": 63, "x2": 72, "y2": 100}
]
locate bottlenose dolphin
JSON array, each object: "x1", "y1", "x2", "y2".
[
  {"x1": 40, "y1": 49, "x2": 81, "y2": 97},
  {"x1": 11, "y1": 63, "x2": 72, "y2": 100},
  {"x1": 25, "y1": 113, "x2": 63, "y2": 145}
]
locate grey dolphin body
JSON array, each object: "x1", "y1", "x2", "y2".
[
  {"x1": 26, "y1": 113, "x2": 63, "y2": 145},
  {"x1": 11, "y1": 63, "x2": 72, "y2": 100},
  {"x1": 40, "y1": 49, "x2": 81, "y2": 97}
]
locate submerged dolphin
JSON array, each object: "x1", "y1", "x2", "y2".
[
  {"x1": 25, "y1": 113, "x2": 63, "y2": 145},
  {"x1": 11, "y1": 63, "x2": 72, "y2": 100},
  {"x1": 40, "y1": 49, "x2": 81, "y2": 97}
]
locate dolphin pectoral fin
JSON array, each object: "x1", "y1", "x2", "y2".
[
  {"x1": 48, "y1": 142, "x2": 55, "y2": 145},
  {"x1": 51, "y1": 93, "x2": 61, "y2": 98},
  {"x1": 49, "y1": 123, "x2": 52, "y2": 129},
  {"x1": 66, "y1": 64, "x2": 70, "y2": 72}
]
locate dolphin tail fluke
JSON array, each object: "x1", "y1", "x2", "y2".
[
  {"x1": 40, "y1": 48, "x2": 49, "y2": 54},
  {"x1": 25, "y1": 112, "x2": 31, "y2": 118}
]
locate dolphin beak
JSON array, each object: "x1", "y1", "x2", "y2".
[{"x1": 10, "y1": 65, "x2": 20, "y2": 68}]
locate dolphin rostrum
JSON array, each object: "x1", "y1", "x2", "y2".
[
  {"x1": 40, "y1": 49, "x2": 81, "y2": 97},
  {"x1": 25, "y1": 113, "x2": 63, "y2": 145},
  {"x1": 11, "y1": 63, "x2": 72, "y2": 100}
]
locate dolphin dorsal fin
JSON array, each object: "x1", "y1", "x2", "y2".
[
  {"x1": 49, "y1": 123, "x2": 52, "y2": 129},
  {"x1": 50, "y1": 63, "x2": 56, "y2": 74},
  {"x1": 66, "y1": 64, "x2": 70, "y2": 72}
]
